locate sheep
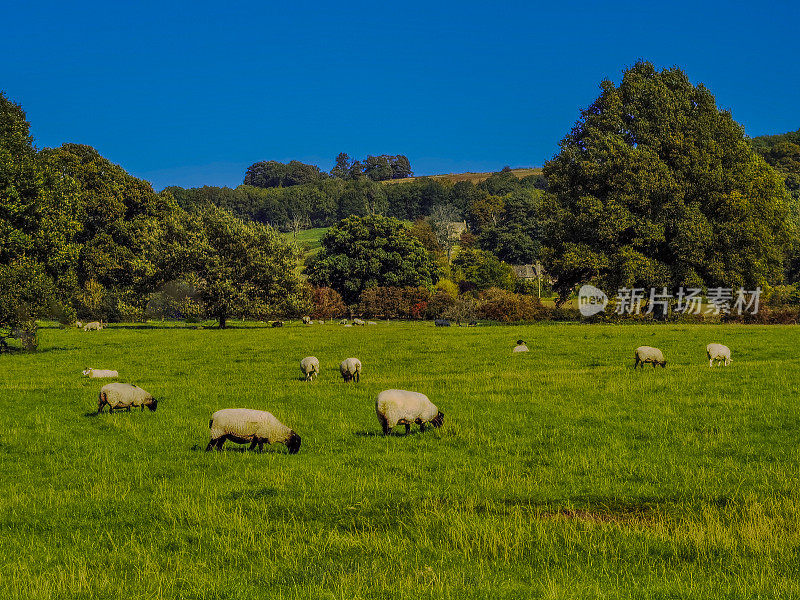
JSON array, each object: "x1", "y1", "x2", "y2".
[
  {"x1": 302, "y1": 316, "x2": 311, "y2": 325},
  {"x1": 634, "y1": 346, "x2": 666, "y2": 369},
  {"x1": 339, "y1": 319, "x2": 348, "y2": 325},
  {"x1": 513, "y1": 340, "x2": 529, "y2": 353},
  {"x1": 300, "y1": 356, "x2": 320, "y2": 381},
  {"x1": 317, "y1": 320, "x2": 325, "y2": 325},
  {"x1": 376, "y1": 389, "x2": 444, "y2": 435},
  {"x1": 83, "y1": 321, "x2": 102, "y2": 331},
  {"x1": 340, "y1": 357, "x2": 362, "y2": 382},
  {"x1": 83, "y1": 368, "x2": 119, "y2": 378},
  {"x1": 707, "y1": 343, "x2": 732, "y2": 367},
  {"x1": 271, "y1": 321, "x2": 284, "y2": 328},
  {"x1": 97, "y1": 383, "x2": 157, "y2": 414},
  {"x1": 353, "y1": 318, "x2": 365, "y2": 326},
  {"x1": 75, "y1": 321, "x2": 83, "y2": 328},
  {"x1": 367, "y1": 321, "x2": 377, "y2": 325},
  {"x1": 206, "y1": 408, "x2": 301, "y2": 454},
  {"x1": 435, "y1": 319, "x2": 451, "y2": 327}
]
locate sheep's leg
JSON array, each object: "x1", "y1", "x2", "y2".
[
  {"x1": 420, "y1": 422, "x2": 426, "y2": 432},
  {"x1": 634, "y1": 357, "x2": 640, "y2": 369},
  {"x1": 355, "y1": 372, "x2": 360, "y2": 383},
  {"x1": 404, "y1": 423, "x2": 410, "y2": 435},
  {"x1": 216, "y1": 436, "x2": 227, "y2": 451},
  {"x1": 205, "y1": 438, "x2": 217, "y2": 452},
  {"x1": 258, "y1": 441, "x2": 264, "y2": 452},
  {"x1": 379, "y1": 415, "x2": 390, "y2": 435},
  {"x1": 249, "y1": 439, "x2": 258, "y2": 451},
  {"x1": 709, "y1": 358, "x2": 713, "y2": 367}
]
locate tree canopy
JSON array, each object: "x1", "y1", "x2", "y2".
[
  {"x1": 543, "y1": 61, "x2": 792, "y2": 299},
  {"x1": 306, "y1": 214, "x2": 439, "y2": 304}
]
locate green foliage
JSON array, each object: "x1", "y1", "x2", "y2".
[
  {"x1": 475, "y1": 189, "x2": 544, "y2": 264},
  {"x1": 543, "y1": 61, "x2": 792, "y2": 299},
  {"x1": 0, "y1": 257, "x2": 57, "y2": 334},
  {"x1": 452, "y1": 246, "x2": 516, "y2": 291},
  {"x1": 307, "y1": 215, "x2": 439, "y2": 304},
  {"x1": 243, "y1": 160, "x2": 327, "y2": 188}
]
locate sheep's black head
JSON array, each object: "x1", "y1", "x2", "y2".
[
  {"x1": 516, "y1": 340, "x2": 525, "y2": 346},
  {"x1": 286, "y1": 432, "x2": 301, "y2": 454},
  {"x1": 431, "y1": 412, "x2": 445, "y2": 428},
  {"x1": 660, "y1": 360, "x2": 667, "y2": 368},
  {"x1": 148, "y1": 399, "x2": 158, "y2": 412}
]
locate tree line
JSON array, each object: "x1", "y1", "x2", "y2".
[{"x1": 2, "y1": 60, "x2": 799, "y2": 347}]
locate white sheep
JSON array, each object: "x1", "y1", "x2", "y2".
[
  {"x1": 300, "y1": 356, "x2": 320, "y2": 381},
  {"x1": 339, "y1": 319, "x2": 348, "y2": 325},
  {"x1": 97, "y1": 383, "x2": 157, "y2": 414},
  {"x1": 340, "y1": 357, "x2": 362, "y2": 382},
  {"x1": 513, "y1": 340, "x2": 529, "y2": 353},
  {"x1": 83, "y1": 368, "x2": 119, "y2": 378},
  {"x1": 634, "y1": 346, "x2": 666, "y2": 369},
  {"x1": 75, "y1": 321, "x2": 83, "y2": 328},
  {"x1": 375, "y1": 389, "x2": 444, "y2": 435},
  {"x1": 83, "y1": 321, "x2": 102, "y2": 331},
  {"x1": 206, "y1": 408, "x2": 301, "y2": 454},
  {"x1": 367, "y1": 321, "x2": 377, "y2": 325},
  {"x1": 302, "y1": 316, "x2": 312, "y2": 325},
  {"x1": 707, "y1": 343, "x2": 732, "y2": 367},
  {"x1": 353, "y1": 318, "x2": 365, "y2": 326}
]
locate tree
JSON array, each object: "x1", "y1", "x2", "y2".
[
  {"x1": 477, "y1": 189, "x2": 544, "y2": 264},
  {"x1": 243, "y1": 160, "x2": 325, "y2": 188},
  {"x1": 390, "y1": 155, "x2": 413, "y2": 179},
  {"x1": 428, "y1": 203, "x2": 463, "y2": 261},
  {"x1": 543, "y1": 61, "x2": 792, "y2": 300},
  {"x1": 307, "y1": 215, "x2": 439, "y2": 304},
  {"x1": 330, "y1": 152, "x2": 351, "y2": 179},
  {"x1": 364, "y1": 155, "x2": 393, "y2": 181},
  {"x1": 182, "y1": 206, "x2": 301, "y2": 328},
  {"x1": 452, "y1": 247, "x2": 516, "y2": 291}
]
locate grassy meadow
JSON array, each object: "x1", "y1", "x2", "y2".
[{"x1": 1, "y1": 321, "x2": 799, "y2": 599}]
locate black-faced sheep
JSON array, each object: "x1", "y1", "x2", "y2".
[
  {"x1": 634, "y1": 346, "x2": 666, "y2": 369},
  {"x1": 707, "y1": 343, "x2": 732, "y2": 367},
  {"x1": 300, "y1": 356, "x2": 320, "y2": 381},
  {"x1": 340, "y1": 357, "x2": 361, "y2": 382},
  {"x1": 206, "y1": 408, "x2": 301, "y2": 454}
]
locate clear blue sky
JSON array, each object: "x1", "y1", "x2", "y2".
[{"x1": 2, "y1": 0, "x2": 798, "y2": 191}]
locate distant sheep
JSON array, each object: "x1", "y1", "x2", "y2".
[
  {"x1": 339, "y1": 319, "x2": 348, "y2": 325},
  {"x1": 302, "y1": 316, "x2": 311, "y2": 325},
  {"x1": 271, "y1": 321, "x2": 284, "y2": 328},
  {"x1": 97, "y1": 383, "x2": 157, "y2": 414},
  {"x1": 634, "y1": 346, "x2": 666, "y2": 369},
  {"x1": 435, "y1": 319, "x2": 451, "y2": 327},
  {"x1": 367, "y1": 321, "x2": 377, "y2": 325},
  {"x1": 75, "y1": 321, "x2": 83, "y2": 328},
  {"x1": 513, "y1": 340, "x2": 529, "y2": 353},
  {"x1": 206, "y1": 408, "x2": 301, "y2": 454},
  {"x1": 376, "y1": 389, "x2": 444, "y2": 435},
  {"x1": 83, "y1": 321, "x2": 103, "y2": 331},
  {"x1": 706, "y1": 343, "x2": 732, "y2": 367},
  {"x1": 340, "y1": 357, "x2": 362, "y2": 382},
  {"x1": 300, "y1": 356, "x2": 320, "y2": 381},
  {"x1": 353, "y1": 318, "x2": 365, "y2": 326},
  {"x1": 83, "y1": 368, "x2": 119, "y2": 379}
]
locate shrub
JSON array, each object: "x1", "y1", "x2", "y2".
[{"x1": 311, "y1": 287, "x2": 347, "y2": 320}]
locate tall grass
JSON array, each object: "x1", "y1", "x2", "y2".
[{"x1": 1, "y1": 322, "x2": 798, "y2": 598}]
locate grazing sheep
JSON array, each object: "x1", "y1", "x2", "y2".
[
  {"x1": 376, "y1": 389, "x2": 444, "y2": 435},
  {"x1": 634, "y1": 346, "x2": 666, "y2": 369},
  {"x1": 271, "y1": 321, "x2": 283, "y2": 328},
  {"x1": 513, "y1": 340, "x2": 529, "y2": 353},
  {"x1": 97, "y1": 383, "x2": 157, "y2": 414},
  {"x1": 206, "y1": 408, "x2": 301, "y2": 454},
  {"x1": 340, "y1": 357, "x2": 362, "y2": 382},
  {"x1": 707, "y1": 343, "x2": 732, "y2": 367},
  {"x1": 83, "y1": 368, "x2": 119, "y2": 379},
  {"x1": 83, "y1": 321, "x2": 102, "y2": 331},
  {"x1": 75, "y1": 321, "x2": 83, "y2": 328},
  {"x1": 300, "y1": 356, "x2": 320, "y2": 381},
  {"x1": 302, "y1": 316, "x2": 311, "y2": 325},
  {"x1": 353, "y1": 318, "x2": 365, "y2": 326},
  {"x1": 339, "y1": 319, "x2": 348, "y2": 325},
  {"x1": 434, "y1": 319, "x2": 451, "y2": 327}
]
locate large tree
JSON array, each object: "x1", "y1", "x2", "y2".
[
  {"x1": 307, "y1": 214, "x2": 439, "y2": 304},
  {"x1": 543, "y1": 61, "x2": 792, "y2": 300}
]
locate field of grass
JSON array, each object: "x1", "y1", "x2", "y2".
[
  {"x1": 1, "y1": 322, "x2": 799, "y2": 599},
  {"x1": 382, "y1": 168, "x2": 542, "y2": 186}
]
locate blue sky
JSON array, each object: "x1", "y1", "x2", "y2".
[{"x1": 2, "y1": 0, "x2": 798, "y2": 190}]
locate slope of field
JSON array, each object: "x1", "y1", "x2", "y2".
[
  {"x1": 1, "y1": 322, "x2": 799, "y2": 599},
  {"x1": 382, "y1": 167, "x2": 542, "y2": 185}
]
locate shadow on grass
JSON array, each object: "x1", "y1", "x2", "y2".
[{"x1": 189, "y1": 444, "x2": 293, "y2": 454}]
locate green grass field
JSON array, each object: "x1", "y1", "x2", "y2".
[{"x1": 1, "y1": 322, "x2": 799, "y2": 599}]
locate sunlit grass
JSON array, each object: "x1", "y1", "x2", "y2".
[{"x1": 0, "y1": 322, "x2": 798, "y2": 598}]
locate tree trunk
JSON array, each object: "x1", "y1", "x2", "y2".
[{"x1": 218, "y1": 314, "x2": 228, "y2": 329}]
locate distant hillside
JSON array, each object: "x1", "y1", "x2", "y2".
[{"x1": 382, "y1": 167, "x2": 542, "y2": 185}]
